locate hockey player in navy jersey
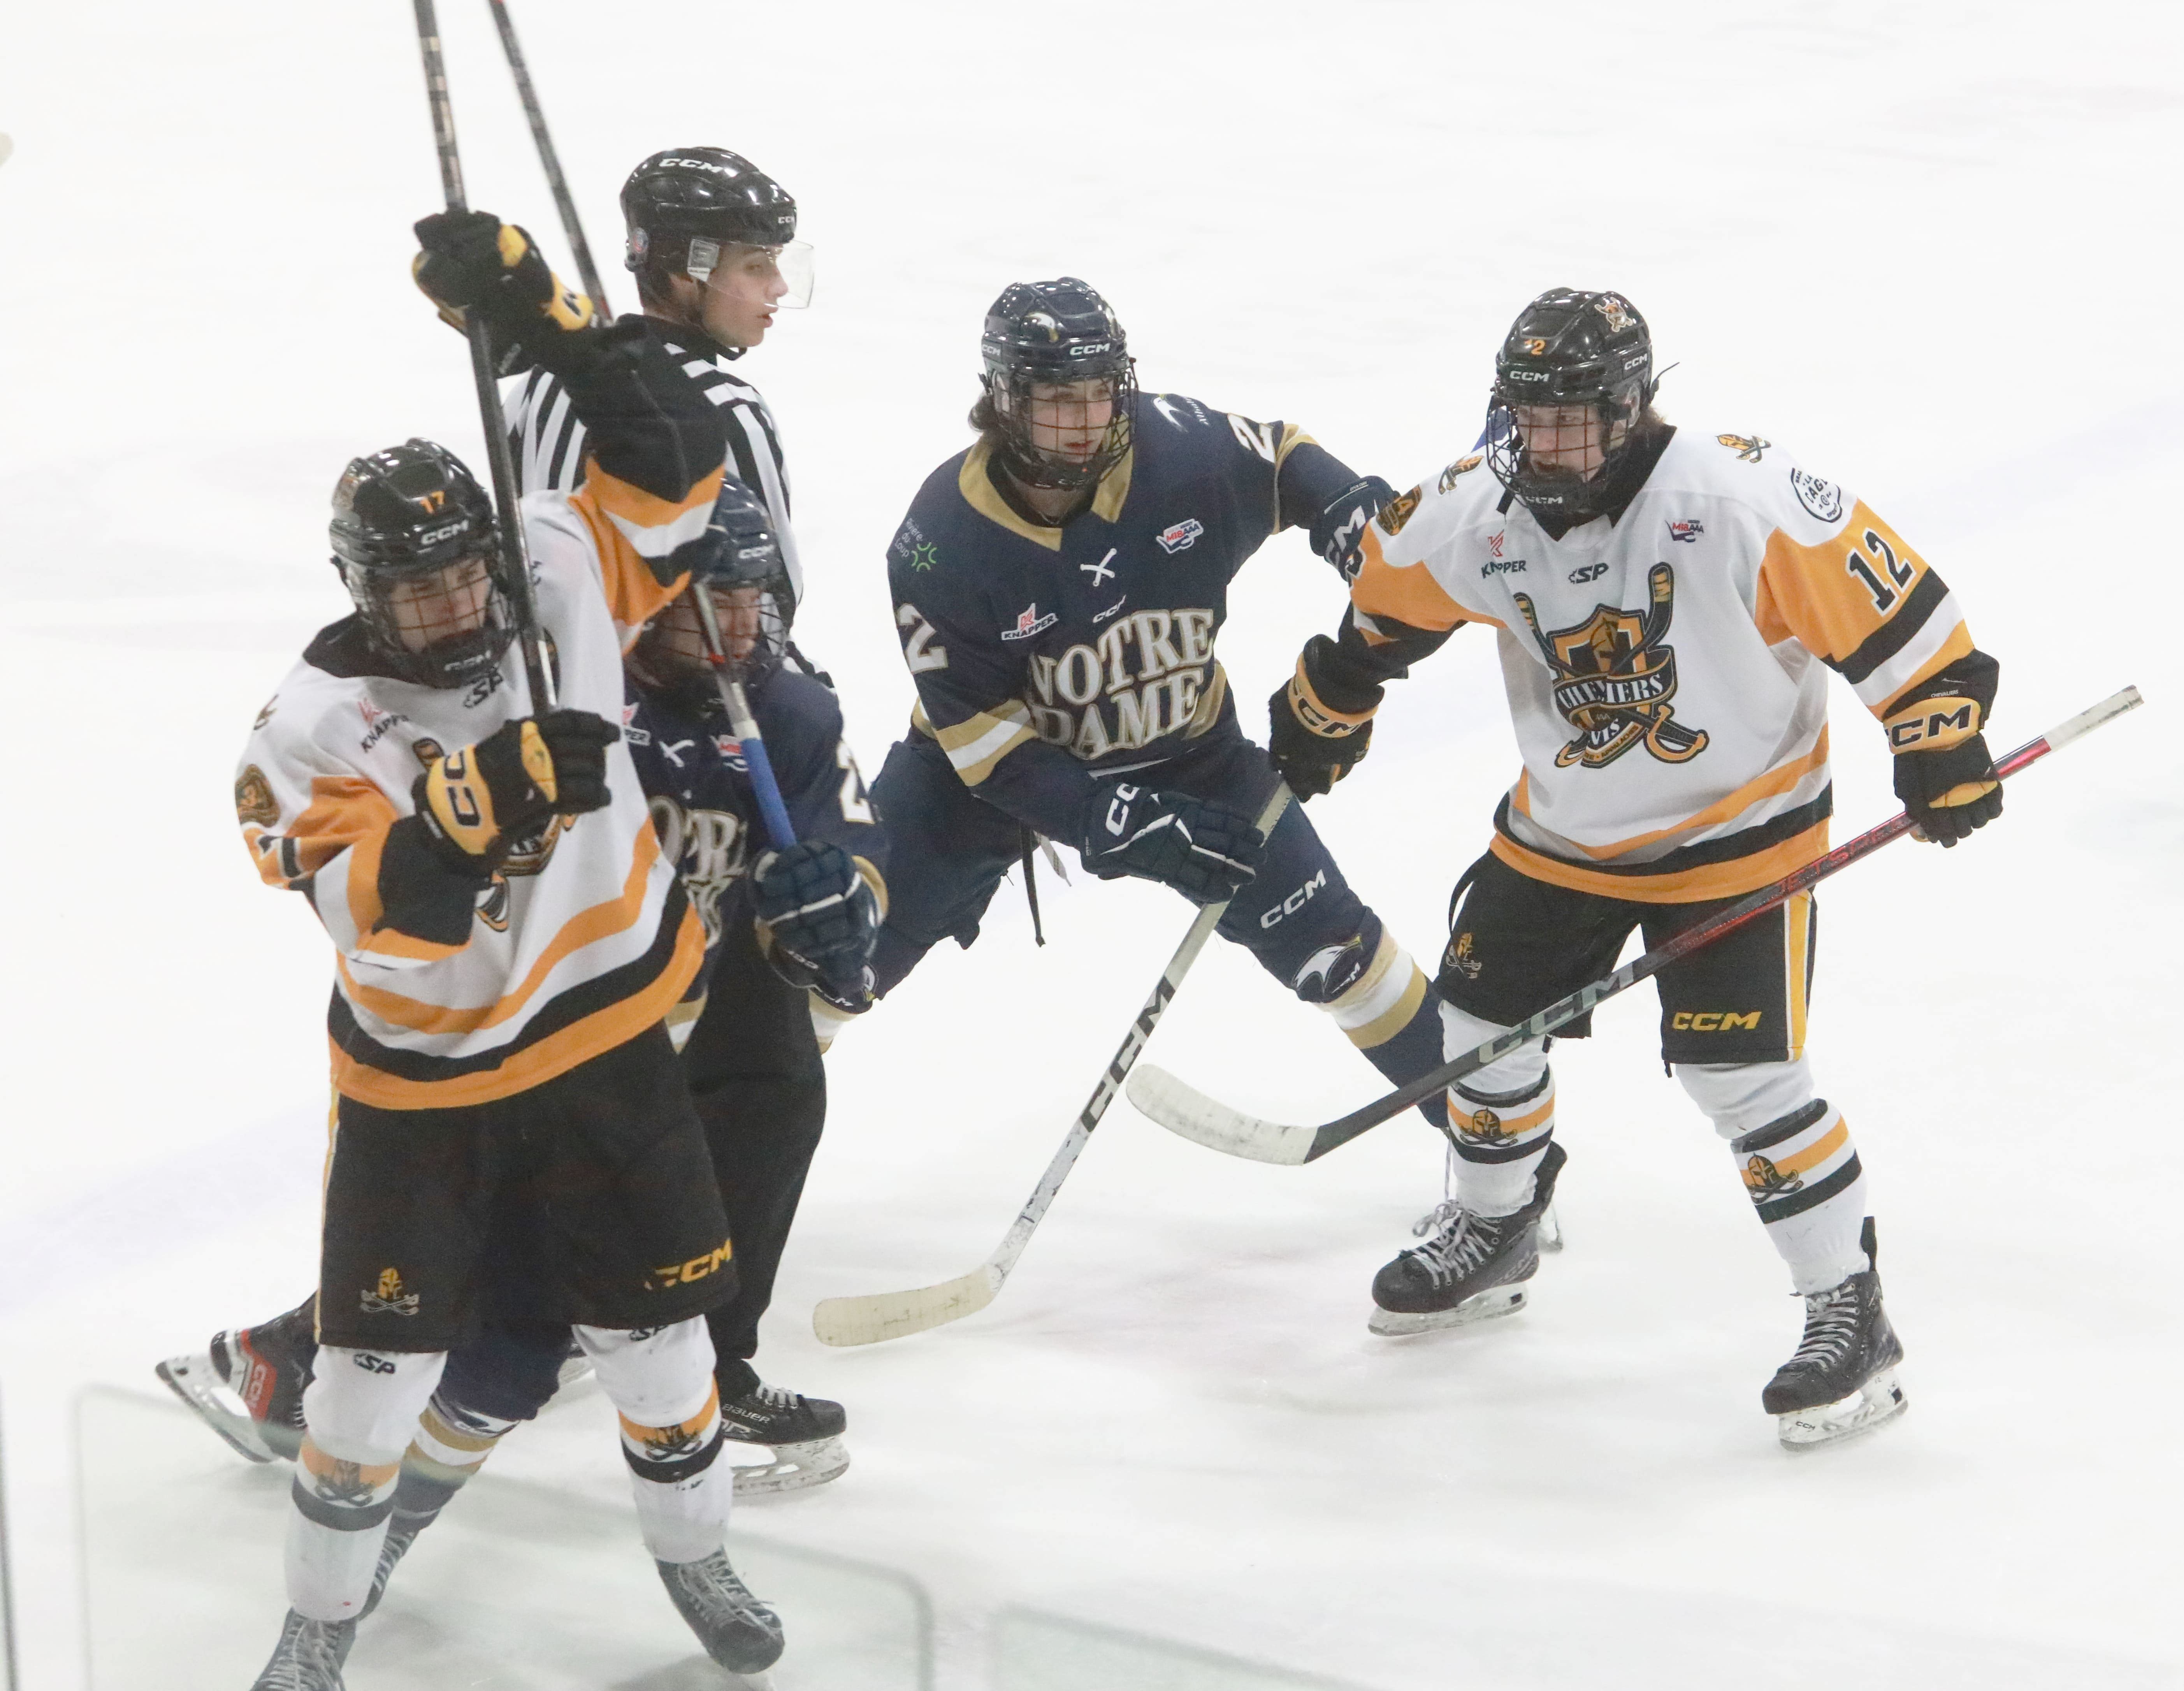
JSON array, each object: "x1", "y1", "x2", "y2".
[{"x1": 863, "y1": 278, "x2": 1451, "y2": 1123}]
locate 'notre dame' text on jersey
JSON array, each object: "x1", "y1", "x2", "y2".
[{"x1": 886, "y1": 391, "x2": 1359, "y2": 839}]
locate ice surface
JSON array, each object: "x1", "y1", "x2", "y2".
[{"x1": 3, "y1": 1, "x2": 2181, "y2": 1688}]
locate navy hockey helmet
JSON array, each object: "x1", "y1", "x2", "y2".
[
  {"x1": 979, "y1": 277, "x2": 1137, "y2": 491},
  {"x1": 621, "y1": 147, "x2": 808, "y2": 304},
  {"x1": 1486, "y1": 288, "x2": 1657, "y2": 524},
  {"x1": 629, "y1": 478, "x2": 794, "y2": 707},
  {"x1": 329, "y1": 440, "x2": 513, "y2": 688}
]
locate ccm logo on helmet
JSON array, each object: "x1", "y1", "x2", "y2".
[
  {"x1": 1067, "y1": 341, "x2": 1114, "y2": 359},
  {"x1": 658, "y1": 155, "x2": 736, "y2": 175},
  {"x1": 419, "y1": 521, "x2": 470, "y2": 547}
]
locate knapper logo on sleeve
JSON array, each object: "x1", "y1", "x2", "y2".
[
  {"x1": 1513, "y1": 562, "x2": 1710, "y2": 769},
  {"x1": 1000, "y1": 603, "x2": 1059, "y2": 641},
  {"x1": 1155, "y1": 518, "x2": 1205, "y2": 554},
  {"x1": 361, "y1": 1268, "x2": 420, "y2": 1317}
]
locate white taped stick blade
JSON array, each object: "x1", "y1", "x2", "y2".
[
  {"x1": 1125, "y1": 1065, "x2": 1315, "y2": 1165},
  {"x1": 811, "y1": 1263, "x2": 1003, "y2": 1347}
]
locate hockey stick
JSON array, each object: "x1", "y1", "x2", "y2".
[
  {"x1": 1129, "y1": 685, "x2": 2144, "y2": 1167},
  {"x1": 483, "y1": 0, "x2": 613, "y2": 325},
  {"x1": 411, "y1": 0, "x2": 558, "y2": 710},
  {"x1": 690, "y1": 584, "x2": 797, "y2": 851},
  {"x1": 812, "y1": 783, "x2": 1297, "y2": 1346}
]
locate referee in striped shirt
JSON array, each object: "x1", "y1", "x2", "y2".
[{"x1": 507, "y1": 146, "x2": 847, "y2": 1473}]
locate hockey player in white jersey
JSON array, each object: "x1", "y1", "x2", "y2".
[
  {"x1": 234, "y1": 213, "x2": 782, "y2": 1686},
  {"x1": 1270, "y1": 289, "x2": 2004, "y2": 1449}
]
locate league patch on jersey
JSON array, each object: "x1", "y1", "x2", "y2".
[
  {"x1": 1789, "y1": 469, "x2": 1845, "y2": 524},
  {"x1": 1511, "y1": 562, "x2": 1710, "y2": 770},
  {"x1": 1375, "y1": 485, "x2": 1423, "y2": 536},
  {"x1": 1001, "y1": 603, "x2": 1060, "y2": 641},
  {"x1": 1156, "y1": 519, "x2": 1205, "y2": 554},
  {"x1": 1438, "y1": 454, "x2": 1485, "y2": 493},
  {"x1": 1666, "y1": 519, "x2": 1704, "y2": 543},
  {"x1": 235, "y1": 765, "x2": 279, "y2": 828},
  {"x1": 1717, "y1": 433, "x2": 1770, "y2": 463}
]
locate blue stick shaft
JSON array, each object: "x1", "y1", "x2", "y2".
[{"x1": 687, "y1": 581, "x2": 797, "y2": 849}]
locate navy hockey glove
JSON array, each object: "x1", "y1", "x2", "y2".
[
  {"x1": 413, "y1": 710, "x2": 617, "y2": 868},
  {"x1": 1079, "y1": 786, "x2": 1264, "y2": 904},
  {"x1": 413, "y1": 211, "x2": 594, "y2": 345},
  {"x1": 1309, "y1": 476, "x2": 1393, "y2": 580},
  {"x1": 1267, "y1": 652, "x2": 1376, "y2": 800},
  {"x1": 753, "y1": 841, "x2": 879, "y2": 1005},
  {"x1": 1889, "y1": 711, "x2": 2002, "y2": 847}
]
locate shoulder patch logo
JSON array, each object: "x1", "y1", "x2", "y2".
[
  {"x1": 1789, "y1": 469, "x2": 1845, "y2": 524},
  {"x1": 1375, "y1": 485, "x2": 1423, "y2": 536},
  {"x1": 235, "y1": 765, "x2": 279, "y2": 828},
  {"x1": 1438, "y1": 453, "x2": 1485, "y2": 493},
  {"x1": 1717, "y1": 433, "x2": 1770, "y2": 463},
  {"x1": 1156, "y1": 519, "x2": 1205, "y2": 554},
  {"x1": 1511, "y1": 562, "x2": 1710, "y2": 770},
  {"x1": 1666, "y1": 519, "x2": 1704, "y2": 543},
  {"x1": 1001, "y1": 603, "x2": 1059, "y2": 641}
]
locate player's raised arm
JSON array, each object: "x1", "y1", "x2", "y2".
[
  {"x1": 1750, "y1": 475, "x2": 2003, "y2": 846},
  {"x1": 412, "y1": 211, "x2": 728, "y2": 635}
]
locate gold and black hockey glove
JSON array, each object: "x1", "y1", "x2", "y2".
[
  {"x1": 1268, "y1": 647, "x2": 1377, "y2": 800},
  {"x1": 1888, "y1": 690, "x2": 2002, "y2": 847},
  {"x1": 412, "y1": 210, "x2": 594, "y2": 349},
  {"x1": 413, "y1": 710, "x2": 618, "y2": 868}
]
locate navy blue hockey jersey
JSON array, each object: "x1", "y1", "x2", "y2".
[
  {"x1": 623, "y1": 666, "x2": 884, "y2": 1035},
  {"x1": 885, "y1": 392, "x2": 1355, "y2": 842}
]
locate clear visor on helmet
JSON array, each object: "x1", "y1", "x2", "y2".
[{"x1": 685, "y1": 237, "x2": 815, "y2": 309}]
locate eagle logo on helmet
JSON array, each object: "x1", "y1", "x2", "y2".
[{"x1": 1374, "y1": 485, "x2": 1423, "y2": 537}]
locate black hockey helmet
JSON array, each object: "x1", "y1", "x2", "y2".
[
  {"x1": 1486, "y1": 288, "x2": 1657, "y2": 524},
  {"x1": 628, "y1": 478, "x2": 794, "y2": 707},
  {"x1": 329, "y1": 440, "x2": 513, "y2": 689},
  {"x1": 621, "y1": 147, "x2": 806, "y2": 302},
  {"x1": 978, "y1": 277, "x2": 1137, "y2": 491}
]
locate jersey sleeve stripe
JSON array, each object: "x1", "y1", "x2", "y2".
[
  {"x1": 935, "y1": 700, "x2": 1037, "y2": 785},
  {"x1": 1350, "y1": 530, "x2": 1472, "y2": 634},
  {"x1": 1834, "y1": 571, "x2": 1952, "y2": 685},
  {"x1": 1853, "y1": 615, "x2": 1972, "y2": 715}
]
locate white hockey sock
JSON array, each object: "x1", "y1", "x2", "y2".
[
  {"x1": 578, "y1": 1319, "x2": 729, "y2": 1564},
  {"x1": 286, "y1": 1439, "x2": 400, "y2": 1621},
  {"x1": 1439, "y1": 1001, "x2": 1553, "y2": 1218},
  {"x1": 1680, "y1": 1062, "x2": 1870, "y2": 1294}
]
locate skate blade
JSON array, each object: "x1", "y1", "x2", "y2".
[
  {"x1": 1776, "y1": 1368, "x2": 1908, "y2": 1452},
  {"x1": 1536, "y1": 1201, "x2": 1565, "y2": 1253},
  {"x1": 155, "y1": 1354, "x2": 281, "y2": 1464},
  {"x1": 1367, "y1": 1285, "x2": 1527, "y2": 1336},
  {"x1": 728, "y1": 1436, "x2": 850, "y2": 1497}
]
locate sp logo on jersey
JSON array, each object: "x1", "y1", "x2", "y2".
[
  {"x1": 1513, "y1": 562, "x2": 1710, "y2": 770},
  {"x1": 1155, "y1": 519, "x2": 1205, "y2": 554}
]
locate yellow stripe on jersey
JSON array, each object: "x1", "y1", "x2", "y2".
[
  {"x1": 934, "y1": 698, "x2": 1038, "y2": 786},
  {"x1": 249, "y1": 775, "x2": 397, "y2": 890},
  {"x1": 337, "y1": 821, "x2": 668, "y2": 1037},
  {"x1": 330, "y1": 902, "x2": 705, "y2": 1110},
  {"x1": 956, "y1": 437, "x2": 1135, "y2": 551},
  {"x1": 1350, "y1": 527, "x2": 1478, "y2": 635},
  {"x1": 569, "y1": 459, "x2": 724, "y2": 637},
  {"x1": 1489, "y1": 814, "x2": 1833, "y2": 905},
  {"x1": 1508, "y1": 728, "x2": 1830, "y2": 862}
]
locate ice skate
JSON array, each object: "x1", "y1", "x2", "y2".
[
  {"x1": 1370, "y1": 1141, "x2": 1567, "y2": 1336},
  {"x1": 158, "y1": 1304, "x2": 314, "y2": 1464},
  {"x1": 721, "y1": 1378, "x2": 849, "y2": 1496},
  {"x1": 657, "y1": 1547, "x2": 785, "y2": 1674},
  {"x1": 248, "y1": 1609, "x2": 355, "y2": 1690},
  {"x1": 1765, "y1": 1218, "x2": 1907, "y2": 1451}
]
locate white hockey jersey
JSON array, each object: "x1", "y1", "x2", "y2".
[
  {"x1": 234, "y1": 460, "x2": 720, "y2": 1108},
  {"x1": 1341, "y1": 429, "x2": 1977, "y2": 901}
]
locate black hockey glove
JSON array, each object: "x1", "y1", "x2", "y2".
[
  {"x1": 1891, "y1": 729, "x2": 2002, "y2": 846},
  {"x1": 1308, "y1": 475, "x2": 1393, "y2": 580},
  {"x1": 1267, "y1": 652, "x2": 1376, "y2": 800},
  {"x1": 753, "y1": 841, "x2": 879, "y2": 1005},
  {"x1": 1079, "y1": 786, "x2": 1264, "y2": 905},
  {"x1": 413, "y1": 210, "x2": 594, "y2": 350},
  {"x1": 413, "y1": 710, "x2": 618, "y2": 869}
]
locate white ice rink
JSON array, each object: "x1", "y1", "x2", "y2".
[{"x1": 2, "y1": 2, "x2": 2180, "y2": 1686}]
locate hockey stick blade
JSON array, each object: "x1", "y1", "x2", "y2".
[
  {"x1": 1134, "y1": 686, "x2": 2143, "y2": 1167},
  {"x1": 812, "y1": 1264, "x2": 1003, "y2": 1347}
]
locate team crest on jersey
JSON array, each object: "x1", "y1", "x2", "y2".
[
  {"x1": 1512, "y1": 562, "x2": 1710, "y2": 770},
  {"x1": 1438, "y1": 453, "x2": 1485, "y2": 493},
  {"x1": 1374, "y1": 485, "x2": 1423, "y2": 537},
  {"x1": 1789, "y1": 469, "x2": 1844, "y2": 523},
  {"x1": 1717, "y1": 433, "x2": 1769, "y2": 463},
  {"x1": 360, "y1": 1267, "x2": 420, "y2": 1317},
  {"x1": 235, "y1": 765, "x2": 279, "y2": 828}
]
